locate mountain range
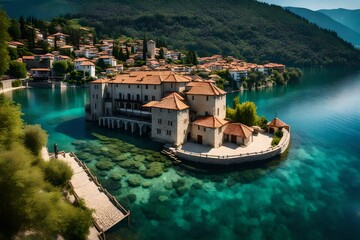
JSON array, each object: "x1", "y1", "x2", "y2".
[
  {"x1": 1, "y1": 0, "x2": 360, "y2": 66},
  {"x1": 287, "y1": 7, "x2": 360, "y2": 48}
]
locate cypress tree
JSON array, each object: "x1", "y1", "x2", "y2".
[{"x1": 142, "y1": 34, "x2": 147, "y2": 61}]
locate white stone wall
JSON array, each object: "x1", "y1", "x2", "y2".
[
  {"x1": 186, "y1": 94, "x2": 225, "y2": 118},
  {"x1": 90, "y1": 83, "x2": 106, "y2": 120},
  {"x1": 190, "y1": 124, "x2": 224, "y2": 148},
  {"x1": 176, "y1": 109, "x2": 190, "y2": 145},
  {"x1": 177, "y1": 129, "x2": 291, "y2": 165},
  {"x1": 163, "y1": 82, "x2": 187, "y2": 93},
  {"x1": 111, "y1": 84, "x2": 162, "y2": 102}
]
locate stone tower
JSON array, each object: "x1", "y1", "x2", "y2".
[{"x1": 147, "y1": 40, "x2": 156, "y2": 59}]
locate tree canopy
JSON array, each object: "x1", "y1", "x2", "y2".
[
  {"x1": 226, "y1": 97, "x2": 267, "y2": 127},
  {"x1": 0, "y1": 10, "x2": 10, "y2": 76},
  {"x1": 0, "y1": 94, "x2": 92, "y2": 239},
  {"x1": 7, "y1": 60, "x2": 27, "y2": 78}
]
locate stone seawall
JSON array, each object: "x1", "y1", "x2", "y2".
[{"x1": 176, "y1": 129, "x2": 290, "y2": 165}]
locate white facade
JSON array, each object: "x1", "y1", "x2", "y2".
[
  {"x1": 151, "y1": 108, "x2": 189, "y2": 146},
  {"x1": 186, "y1": 94, "x2": 226, "y2": 118}
]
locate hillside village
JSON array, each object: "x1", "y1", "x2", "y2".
[{"x1": 6, "y1": 27, "x2": 293, "y2": 90}]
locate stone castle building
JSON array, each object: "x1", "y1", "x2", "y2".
[{"x1": 87, "y1": 71, "x2": 254, "y2": 148}]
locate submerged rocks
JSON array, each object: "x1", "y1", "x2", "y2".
[
  {"x1": 127, "y1": 175, "x2": 142, "y2": 187},
  {"x1": 143, "y1": 162, "x2": 164, "y2": 178},
  {"x1": 95, "y1": 160, "x2": 115, "y2": 171}
]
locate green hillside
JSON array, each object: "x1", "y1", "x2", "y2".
[
  {"x1": 2, "y1": 0, "x2": 360, "y2": 66},
  {"x1": 287, "y1": 7, "x2": 360, "y2": 48}
]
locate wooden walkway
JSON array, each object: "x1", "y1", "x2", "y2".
[{"x1": 57, "y1": 152, "x2": 130, "y2": 236}]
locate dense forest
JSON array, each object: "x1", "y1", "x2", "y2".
[
  {"x1": 2, "y1": 0, "x2": 360, "y2": 66},
  {"x1": 65, "y1": 0, "x2": 360, "y2": 66}
]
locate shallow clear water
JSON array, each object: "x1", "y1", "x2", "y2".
[{"x1": 6, "y1": 68, "x2": 360, "y2": 240}]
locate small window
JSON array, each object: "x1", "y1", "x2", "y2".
[
  {"x1": 154, "y1": 85, "x2": 156, "y2": 90},
  {"x1": 160, "y1": 109, "x2": 162, "y2": 112},
  {"x1": 192, "y1": 96, "x2": 194, "y2": 101},
  {"x1": 92, "y1": 94, "x2": 95, "y2": 99},
  {"x1": 198, "y1": 126, "x2": 200, "y2": 130},
  {"x1": 171, "y1": 83, "x2": 173, "y2": 88},
  {"x1": 144, "y1": 95, "x2": 148, "y2": 101},
  {"x1": 204, "y1": 127, "x2": 206, "y2": 132},
  {"x1": 96, "y1": 94, "x2": 98, "y2": 99},
  {"x1": 94, "y1": 103, "x2": 97, "y2": 109},
  {"x1": 152, "y1": 96, "x2": 155, "y2": 101},
  {"x1": 167, "y1": 130, "x2": 171, "y2": 136},
  {"x1": 205, "y1": 111, "x2": 209, "y2": 116},
  {"x1": 137, "y1": 85, "x2": 140, "y2": 88},
  {"x1": 217, "y1": 108, "x2": 219, "y2": 115},
  {"x1": 157, "y1": 129, "x2": 161, "y2": 134},
  {"x1": 206, "y1": 96, "x2": 209, "y2": 101},
  {"x1": 158, "y1": 119, "x2": 162, "y2": 124},
  {"x1": 168, "y1": 109, "x2": 170, "y2": 113},
  {"x1": 146, "y1": 85, "x2": 148, "y2": 89},
  {"x1": 128, "y1": 84, "x2": 130, "y2": 88}
]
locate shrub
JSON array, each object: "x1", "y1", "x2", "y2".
[
  {"x1": 43, "y1": 159, "x2": 73, "y2": 187},
  {"x1": 271, "y1": 136, "x2": 281, "y2": 147},
  {"x1": 256, "y1": 116, "x2": 268, "y2": 129},
  {"x1": 61, "y1": 205, "x2": 92, "y2": 240},
  {"x1": 11, "y1": 79, "x2": 22, "y2": 87},
  {"x1": 275, "y1": 129, "x2": 283, "y2": 138},
  {"x1": 8, "y1": 61, "x2": 27, "y2": 79},
  {"x1": 23, "y1": 124, "x2": 48, "y2": 155}
]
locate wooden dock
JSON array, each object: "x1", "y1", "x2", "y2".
[{"x1": 57, "y1": 152, "x2": 130, "y2": 238}]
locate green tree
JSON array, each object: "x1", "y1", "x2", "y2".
[
  {"x1": 237, "y1": 101, "x2": 258, "y2": 126},
  {"x1": 43, "y1": 159, "x2": 73, "y2": 187},
  {"x1": 23, "y1": 124, "x2": 48, "y2": 156},
  {"x1": 19, "y1": 16, "x2": 27, "y2": 39},
  {"x1": 159, "y1": 47, "x2": 165, "y2": 59},
  {"x1": 7, "y1": 47, "x2": 18, "y2": 60},
  {"x1": 0, "y1": 10, "x2": 10, "y2": 76},
  {"x1": 8, "y1": 18, "x2": 21, "y2": 40},
  {"x1": 273, "y1": 70, "x2": 285, "y2": 84},
  {"x1": 0, "y1": 94, "x2": 23, "y2": 148},
  {"x1": 7, "y1": 60, "x2": 27, "y2": 78},
  {"x1": 143, "y1": 34, "x2": 147, "y2": 60},
  {"x1": 53, "y1": 60, "x2": 68, "y2": 76}
]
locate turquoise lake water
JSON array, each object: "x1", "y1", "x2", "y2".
[{"x1": 5, "y1": 67, "x2": 360, "y2": 240}]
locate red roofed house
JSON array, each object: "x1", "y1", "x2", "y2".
[
  {"x1": 224, "y1": 123, "x2": 254, "y2": 145},
  {"x1": 267, "y1": 117, "x2": 290, "y2": 133}
]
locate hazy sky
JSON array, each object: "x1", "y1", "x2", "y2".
[{"x1": 259, "y1": 0, "x2": 360, "y2": 10}]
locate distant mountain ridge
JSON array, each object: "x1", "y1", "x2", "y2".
[
  {"x1": 287, "y1": 7, "x2": 360, "y2": 47},
  {"x1": 2, "y1": 0, "x2": 360, "y2": 66},
  {"x1": 319, "y1": 9, "x2": 360, "y2": 34}
]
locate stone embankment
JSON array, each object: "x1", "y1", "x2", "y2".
[{"x1": 176, "y1": 129, "x2": 290, "y2": 165}]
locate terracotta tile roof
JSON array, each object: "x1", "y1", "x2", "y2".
[
  {"x1": 23, "y1": 56, "x2": 35, "y2": 60},
  {"x1": 60, "y1": 45, "x2": 73, "y2": 49},
  {"x1": 74, "y1": 58, "x2": 88, "y2": 62},
  {"x1": 267, "y1": 118, "x2": 288, "y2": 128},
  {"x1": 192, "y1": 116, "x2": 228, "y2": 128},
  {"x1": 143, "y1": 93, "x2": 189, "y2": 110},
  {"x1": 111, "y1": 71, "x2": 189, "y2": 85},
  {"x1": 30, "y1": 68, "x2": 50, "y2": 71},
  {"x1": 90, "y1": 78, "x2": 110, "y2": 84},
  {"x1": 186, "y1": 82, "x2": 226, "y2": 96},
  {"x1": 80, "y1": 61, "x2": 95, "y2": 66},
  {"x1": 162, "y1": 72, "x2": 191, "y2": 83},
  {"x1": 51, "y1": 32, "x2": 69, "y2": 37},
  {"x1": 99, "y1": 55, "x2": 113, "y2": 59},
  {"x1": 224, "y1": 123, "x2": 254, "y2": 138},
  {"x1": 8, "y1": 41, "x2": 24, "y2": 46}
]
